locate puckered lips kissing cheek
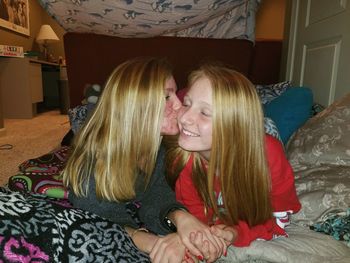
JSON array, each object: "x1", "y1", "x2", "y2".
[
  {"x1": 161, "y1": 101, "x2": 180, "y2": 135},
  {"x1": 160, "y1": 76, "x2": 181, "y2": 136}
]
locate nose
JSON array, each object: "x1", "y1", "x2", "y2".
[
  {"x1": 178, "y1": 106, "x2": 194, "y2": 125},
  {"x1": 173, "y1": 95, "x2": 182, "y2": 111}
]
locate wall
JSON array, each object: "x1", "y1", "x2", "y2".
[
  {"x1": 255, "y1": 0, "x2": 286, "y2": 40},
  {"x1": 0, "y1": 0, "x2": 65, "y2": 59}
]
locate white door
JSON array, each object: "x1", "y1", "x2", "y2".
[{"x1": 282, "y1": 0, "x2": 350, "y2": 106}]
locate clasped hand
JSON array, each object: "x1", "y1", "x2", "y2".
[{"x1": 150, "y1": 212, "x2": 236, "y2": 263}]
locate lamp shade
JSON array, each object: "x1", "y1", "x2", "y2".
[{"x1": 36, "y1": 25, "x2": 59, "y2": 44}]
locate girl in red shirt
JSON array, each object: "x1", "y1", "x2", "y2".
[{"x1": 165, "y1": 64, "x2": 301, "y2": 257}]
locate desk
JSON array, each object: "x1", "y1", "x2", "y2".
[{"x1": 0, "y1": 57, "x2": 60, "y2": 119}]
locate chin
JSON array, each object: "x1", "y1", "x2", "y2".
[{"x1": 178, "y1": 138, "x2": 194, "y2": 151}]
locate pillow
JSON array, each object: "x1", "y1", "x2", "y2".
[
  {"x1": 285, "y1": 93, "x2": 350, "y2": 231},
  {"x1": 286, "y1": 92, "x2": 350, "y2": 169},
  {"x1": 255, "y1": 81, "x2": 291, "y2": 104},
  {"x1": 263, "y1": 87, "x2": 313, "y2": 145},
  {"x1": 68, "y1": 105, "x2": 89, "y2": 134},
  {"x1": 68, "y1": 103, "x2": 95, "y2": 134},
  {"x1": 8, "y1": 146, "x2": 70, "y2": 199},
  {"x1": 264, "y1": 117, "x2": 282, "y2": 143}
]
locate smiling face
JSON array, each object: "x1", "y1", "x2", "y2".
[
  {"x1": 178, "y1": 76, "x2": 213, "y2": 160},
  {"x1": 160, "y1": 77, "x2": 181, "y2": 135}
]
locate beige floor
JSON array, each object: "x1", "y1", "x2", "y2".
[{"x1": 0, "y1": 111, "x2": 70, "y2": 186}]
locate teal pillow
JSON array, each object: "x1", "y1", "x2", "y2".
[
  {"x1": 263, "y1": 87, "x2": 313, "y2": 144},
  {"x1": 264, "y1": 117, "x2": 282, "y2": 143}
]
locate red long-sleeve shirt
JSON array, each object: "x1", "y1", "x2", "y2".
[{"x1": 175, "y1": 135, "x2": 301, "y2": 247}]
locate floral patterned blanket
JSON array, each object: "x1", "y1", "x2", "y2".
[{"x1": 0, "y1": 187, "x2": 149, "y2": 263}]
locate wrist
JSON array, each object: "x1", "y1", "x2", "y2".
[
  {"x1": 160, "y1": 205, "x2": 188, "y2": 232},
  {"x1": 167, "y1": 208, "x2": 188, "y2": 227},
  {"x1": 130, "y1": 227, "x2": 149, "y2": 239},
  {"x1": 125, "y1": 227, "x2": 158, "y2": 253}
]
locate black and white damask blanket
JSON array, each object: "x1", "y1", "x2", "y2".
[{"x1": 0, "y1": 187, "x2": 150, "y2": 262}]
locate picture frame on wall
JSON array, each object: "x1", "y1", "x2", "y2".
[{"x1": 0, "y1": 0, "x2": 30, "y2": 36}]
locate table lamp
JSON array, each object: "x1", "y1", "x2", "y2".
[{"x1": 36, "y1": 24, "x2": 59, "y2": 61}]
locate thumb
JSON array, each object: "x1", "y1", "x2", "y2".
[{"x1": 210, "y1": 225, "x2": 236, "y2": 244}]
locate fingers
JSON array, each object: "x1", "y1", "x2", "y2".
[
  {"x1": 210, "y1": 224, "x2": 236, "y2": 245},
  {"x1": 181, "y1": 233, "x2": 204, "y2": 261},
  {"x1": 193, "y1": 229, "x2": 220, "y2": 257},
  {"x1": 150, "y1": 234, "x2": 193, "y2": 263},
  {"x1": 183, "y1": 249, "x2": 197, "y2": 263},
  {"x1": 213, "y1": 234, "x2": 227, "y2": 258},
  {"x1": 150, "y1": 237, "x2": 166, "y2": 263},
  {"x1": 190, "y1": 231, "x2": 220, "y2": 263}
]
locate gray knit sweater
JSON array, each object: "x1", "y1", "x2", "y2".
[{"x1": 68, "y1": 146, "x2": 184, "y2": 235}]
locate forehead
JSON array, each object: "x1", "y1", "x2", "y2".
[
  {"x1": 165, "y1": 77, "x2": 177, "y2": 92},
  {"x1": 187, "y1": 77, "x2": 212, "y2": 103}
]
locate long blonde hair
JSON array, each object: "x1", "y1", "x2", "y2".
[
  {"x1": 166, "y1": 64, "x2": 272, "y2": 226},
  {"x1": 63, "y1": 57, "x2": 172, "y2": 202}
]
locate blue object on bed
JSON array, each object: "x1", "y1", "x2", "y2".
[
  {"x1": 263, "y1": 87, "x2": 313, "y2": 144},
  {"x1": 311, "y1": 208, "x2": 350, "y2": 246}
]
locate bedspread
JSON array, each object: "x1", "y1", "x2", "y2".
[
  {"x1": 0, "y1": 187, "x2": 149, "y2": 262},
  {"x1": 38, "y1": 0, "x2": 260, "y2": 40}
]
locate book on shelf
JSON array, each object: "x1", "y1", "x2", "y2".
[{"x1": 0, "y1": 45, "x2": 24, "y2": 58}]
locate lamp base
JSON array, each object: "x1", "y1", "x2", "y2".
[{"x1": 42, "y1": 44, "x2": 49, "y2": 61}]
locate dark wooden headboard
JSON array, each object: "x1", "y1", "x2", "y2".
[{"x1": 64, "y1": 33, "x2": 282, "y2": 107}]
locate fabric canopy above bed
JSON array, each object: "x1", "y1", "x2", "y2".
[{"x1": 38, "y1": 0, "x2": 260, "y2": 40}]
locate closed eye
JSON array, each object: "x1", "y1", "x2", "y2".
[{"x1": 201, "y1": 111, "x2": 211, "y2": 117}]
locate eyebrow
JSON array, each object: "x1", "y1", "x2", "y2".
[
  {"x1": 165, "y1": 87, "x2": 177, "y2": 92},
  {"x1": 184, "y1": 95, "x2": 211, "y2": 107}
]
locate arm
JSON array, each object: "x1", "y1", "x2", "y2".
[
  {"x1": 231, "y1": 136, "x2": 301, "y2": 247},
  {"x1": 150, "y1": 232, "x2": 198, "y2": 263},
  {"x1": 125, "y1": 226, "x2": 158, "y2": 253},
  {"x1": 68, "y1": 175, "x2": 138, "y2": 228},
  {"x1": 167, "y1": 209, "x2": 226, "y2": 262},
  {"x1": 137, "y1": 146, "x2": 188, "y2": 235},
  {"x1": 173, "y1": 156, "x2": 227, "y2": 262},
  {"x1": 125, "y1": 226, "x2": 197, "y2": 263},
  {"x1": 140, "y1": 148, "x2": 224, "y2": 262}
]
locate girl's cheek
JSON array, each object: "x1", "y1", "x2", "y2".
[
  {"x1": 177, "y1": 107, "x2": 186, "y2": 119},
  {"x1": 164, "y1": 102, "x2": 173, "y2": 115}
]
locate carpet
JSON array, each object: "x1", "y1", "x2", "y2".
[{"x1": 0, "y1": 111, "x2": 70, "y2": 186}]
